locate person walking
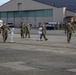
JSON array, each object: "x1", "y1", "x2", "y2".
[
  {"x1": 37, "y1": 25, "x2": 42, "y2": 41},
  {"x1": 40, "y1": 25, "x2": 48, "y2": 41},
  {"x1": 66, "y1": 23, "x2": 74, "y2": 43},
  {"x1": 20, "y1": 22, "x2": 26, "y2": 38},
  {"x1": 25, "y1": 23, "x2": 31, "y2": 38},
  {"x1": 1, "y1": 23, "x2": 10, "y2": 43}
]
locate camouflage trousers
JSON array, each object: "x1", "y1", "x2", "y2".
[
  {"x1": 2, "y1": 31, "x2": 8, "y2": 43},
  {"x1": 67, "y1": 32, "x2": 72, "y2": 43},
  {"x1": 25, "y1": 31, "x2": 30, "y2": 38},
  {"x1": 40, "y1": 33, "x2": 48, "y2": 41},
  {"x1": 21, "y1": 30, "x2": 25, "y2": 38}
]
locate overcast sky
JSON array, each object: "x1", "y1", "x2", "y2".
[{"x1": 0, "y1": 0, "x2": 10, "y2": 6}]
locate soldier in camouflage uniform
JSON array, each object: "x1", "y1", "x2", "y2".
[
  {"x1": 64, "y1": 22, "x2": 75, "y2": 34},
  {"x1": 1, "y1": 23, "x2": 10, "y2": 43},
  {"x1": 40, "y1": 25, "x2": 48, "y2": 41},
  {"x1": 25, "y1": 23, "x2": 31, "y2": 38},
  {"x1": 66, "y1": 23, "x2": 74, "y2": 43},
  {"x1": 20, "y1": 22, "x2": 26, "y2": 38}
]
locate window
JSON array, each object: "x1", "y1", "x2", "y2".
[
  {"x1": 22, "y1": 11, "x2": 28, "y2": 17},
  {"x1": 15, "y1": 11, "x2": 22, "y2": 18},
  {"x1": 7, "y1": 12, "x2": 14, "y2": 18},
  {"x1": 1, "y1": 12, "x2": 7, "y2": 18}
]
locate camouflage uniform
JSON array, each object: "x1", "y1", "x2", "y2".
[
  {"x1": 25, "y1": 23, "x2": 31, "y2": 38},
  {"x1": 40, "y1": 25, "x2": 48, "y2": 41},
  {"x1": 71, "y1": 22, "x2": 75, "y2": 33},
  {"x1": 1, "y1": 23, "x2": 10, "y2": 43},
  {"x1": 66, "y1": 23, "x2": 74, "y2": 43},
  {"x1": 20, "y1": 22, "x2": 26, "y2": 38}
]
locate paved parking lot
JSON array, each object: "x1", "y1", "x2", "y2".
[{"x1": 0, "y1": 29, "x2": 76, "y2": 75}]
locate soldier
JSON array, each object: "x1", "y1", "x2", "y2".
[
  {"x1": 40, "y1": 25, "x2": 48, "y2": 41},
  {"x1": 25, "y1": 23, "x2": 31, "y2": 38},
  {"x1": 20, "y1": 22, "x2": 26, "y2": 38},
  {"x1": 66, "y1": 23, "x2": 74, "y2": 43},
  {"x1": 1, "y1": 23, "x2": 10, "y2": 43}
]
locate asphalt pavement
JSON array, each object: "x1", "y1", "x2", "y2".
[{"x1": 0, "y1": 29, "x2": 76, "y2": 75}]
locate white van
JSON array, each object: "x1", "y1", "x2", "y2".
[{"x1": 0, "y1": 20, "x2": 3, "y2": 27}]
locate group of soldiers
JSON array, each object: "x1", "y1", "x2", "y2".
[
  {"x1": 20, "y1": 22, "x2": 31, "y2": 38},
  {"x1": 0, "y1": 22, "x2": 31, "y2": 43},
  {"x1": 38, "y1": 22, "x2": 75, "y2": 43},
  {"x1": 20, "y1": 22, "x2": 48, "y2": 41},
  {"x1": 0, "y1": 21, "x2": 75, "y2": 43}
]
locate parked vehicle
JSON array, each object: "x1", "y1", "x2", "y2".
[
  {"x1": 45, "y1": 22, "x2": 58, "y2": 30},
  {"x1": 7, "y1": 23, "x2": 14, "y2": 28}
]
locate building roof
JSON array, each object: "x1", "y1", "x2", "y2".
[
  {"x1": 0, "y1": 0, "x2": 57, "y2": 11},
  {"x1": 34, "y1": 0, "x2": 76, "y2": 12}
]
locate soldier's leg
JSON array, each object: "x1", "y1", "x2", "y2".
[
  {"x1": 3, "y1": 35, "x2": 5, "y2": 42},
  {"x1": 22, "y1": 31, "x2": 24, "y2": 38},
  {"x1": 40, "y1": 34, "x2": 42, "y2": 40},
  {"x1": 68, "y1": 33, "x2": 71, "y2": 43},
  {"x1": 3, "y1": 32, "x2": 8, "y2": 43},
  {"x1": 21, "y1": 32, "x2": 23, "y2": 38},
  {"x1": 43, "y1": 34, "x2": 48, "y2": 41},
  {"x1": 23, "y1": 33, "x2": 24, "y2": 38},
  {"x1": 3, "y1": 33, "x2": 6, "y2": 43},
  {"x1": 5, "y1": 35, "x2": 7, "y2": 42},
  {"x1": 73, "y1": 27, "x2": 75, "y2": 33},
  {"x1": 26, "y1": 32, "x2": 28, "y2": 38},
  {"x1": 67, "y1": 32, "x2": 69, "y2": 43},
  {"x1": 65, "y1": 29, "x2": 66, "y2": 34},
  {"x1": 28, "y1": 32, "x2": 30, "y2": 38},
  {"x1": 25, "y1": 32, "x2": 27, "y2": 38},
  {"x1": 69, "y1": 33, "x2": 72, "y2": 42},
  {"x1": 5, "y1": 33, "x2": 8, "y2": 41}
]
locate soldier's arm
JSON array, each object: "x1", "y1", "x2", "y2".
[
  {"x1": 29, "y1": 25, "x2": 31, "y2": 30},
  {"x1": 73, "y1": 26, "x2": 75, "y2": 33},
  {"x1": 71, "y1": 25, "x2": 74, "y2": 33},
  {"x1": 7, "y1": 26, "x2": 10, "y2": 31}
]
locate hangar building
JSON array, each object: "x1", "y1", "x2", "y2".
[{"x1": 0, "y1": 0, "x2": 76, "y2": 27}]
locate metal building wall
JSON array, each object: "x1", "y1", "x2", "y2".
[{"x1": 0, "y1": 9, "x2": 53, "y2": 27}]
